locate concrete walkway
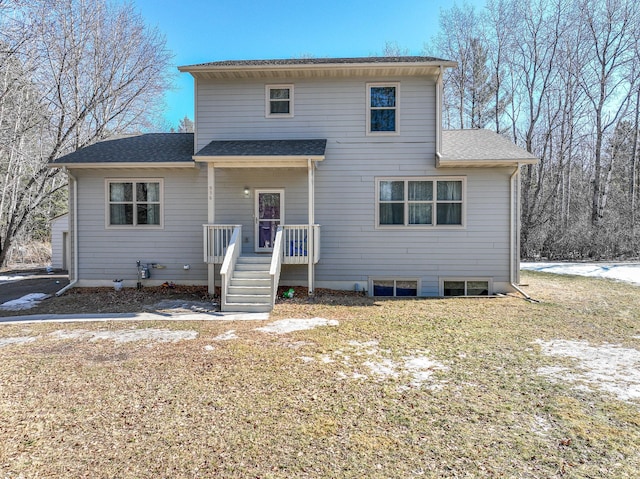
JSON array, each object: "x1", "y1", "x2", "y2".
[{"x1": 0, "y1": 310, "x2": 270, "y2": 325}]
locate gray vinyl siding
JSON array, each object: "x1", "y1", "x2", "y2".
[
  {"x1": 72, "y1": 166, "x2": 208, "y2": 284},
  {"x1": 50, "y1": 214, "x2": 68, "y2": 269},
  {"x1": 195, "y1": 74, "x2": 514, "y2": 295}
]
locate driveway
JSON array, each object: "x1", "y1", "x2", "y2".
[{"x1": 0, "y1": 269, "x2": 69, "y2": 305}]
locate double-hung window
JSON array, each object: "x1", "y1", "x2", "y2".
[
  {"x1": 377, "y1": 177, "x2": 464, "y2": 227},
  {"x1": 367, "y1": 82, "x2": 399, "y2": 134},
  {"x1": 266, "y1": 84, "x2": 294, "y2": 117},
  {"x1": 107, "y1": 179, "x2": 162, "y2": 228}
]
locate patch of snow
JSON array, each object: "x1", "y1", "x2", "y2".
[
  {"x1": 0, "y1": 336, "x2": 36, "y2": 348},
  {"x1": 0, "y1": 275, "x2": 23, "y2": 283},
  {"x1": 50, "y1": 328, "x2": 198, "y2": 344},
  {"x1": 522, "y1": 262, "x2": 640, "y2": 285},
  {"x1": 203, "y1": 345, "x2": 215, "y2": 351},
  {"x1": 298, "y1": 356, "x2": 315, "y2": 363},
  {"x1": 255, "y1": 317, "x2": 339, "y2": 334},
  {"x1": 213, "y1": 330, "x2": 238, "y2": 341},
  {"x1": 0, "y1": 293, "x2": 48, "y2": 311},
  {"x1": 364, "y1": 358, "x2": 400, "y2": 379},
  {"x1": 535, "y1": 339, "x2": 640, "y2": 402}
]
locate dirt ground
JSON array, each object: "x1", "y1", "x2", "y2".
[{"x1": 0, "y1": 266, "x2": 367, "y2": 317}]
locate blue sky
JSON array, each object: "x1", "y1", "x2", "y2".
[{"x1": 129, "y1": 0, "x2": 485, "y2": 128}]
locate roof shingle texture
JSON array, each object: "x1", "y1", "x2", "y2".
[
  {"x1": 50, "y1": 133, "x2": 195, "y2": 165},
  {"x1": 182, "y1": 56, "x2": 451, "y2": 69},
  {"x1": 196, "y1": 139, "x2": 327, "y2": 157},
  {"x1": 441, "y1": 130, "x2": 538, "y2": 162}
]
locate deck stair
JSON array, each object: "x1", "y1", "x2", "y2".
[{"x1": 223, "y1": 255, "x2": 273, "y2": 313}]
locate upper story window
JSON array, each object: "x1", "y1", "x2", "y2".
[
  {"x1": 106, "y1": 179, "x2": 163, "y2": 228},
  {"x1": 376, "y1": 177, "x2": 465, "y2": 228},
  {"x1": 367, "y1": 82, "x2": 399, "y2": 134},
  {"x1": 266, "y1": 84, "x2": 294, "y2": 118}
]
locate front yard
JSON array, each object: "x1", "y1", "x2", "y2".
[{"x1": 1, "y1": 271, "x2": 639, "y2": 478}]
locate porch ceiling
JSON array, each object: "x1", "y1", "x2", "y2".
[{"x1": 194, "y1": 139, "x2": 326, "y2": 167}]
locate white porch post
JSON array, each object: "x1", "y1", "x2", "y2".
[
  {"x1": 207, "y1": 163, "x2": 216, "y2": 294},
  {"x1": 307, "y1": 159, "x2": 315, "y2": 295}
]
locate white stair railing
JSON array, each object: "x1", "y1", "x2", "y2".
[
  {"x1": 282, "y1": 224, "x2": 321, "y2": 264},
  {"x1": 269, "y1": 226, "x2": 284, "y2": 307},
  {"x1": 203, "y1": 224, "x2": 238, "y2": 263},
  {"x1": 220, "y1": 225, "x2": 242, "y2": 308}
]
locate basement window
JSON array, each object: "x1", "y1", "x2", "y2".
[
  {"x1": 442, "y1": 279, "x2": 490, "y2": 297},
  {"x1": 371, "y1": 279, "x2": 418, "y2": 297}
]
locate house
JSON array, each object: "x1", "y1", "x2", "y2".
[
  {"x1": 50, "y1": 213, "x2": 69, "y2": 270},
  {"x1": 49, "y1": 56, "x2": 538, "y2": 312}
]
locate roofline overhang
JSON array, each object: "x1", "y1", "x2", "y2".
[
  {"x1": 435, "y1": 152, "x2": 539, "y2": 168},
  {"x1": 193, "y1": 155, "x2": 324, "y2": 168},
  {"x1": 48, "y1": 161, "x2": 197, "y2": 169}
]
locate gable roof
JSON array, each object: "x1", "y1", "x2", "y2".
[
  {"x1": 49, "y1": 133, "x2": 195, "y2": 168},
  {"x1": 179, "y1": 56, "x2": 457, "y2": 79},
  {"x1": 438, "y1": 129, "x2": 539, "y2": 168}
]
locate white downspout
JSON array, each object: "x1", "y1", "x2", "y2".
[
  {"x1": 56, "y1": 168, "x2": 79, "y2": 296},
  {"x1": 509, "y1": 166, "x2": 532, "y2": 300},
  {"x1": 307, "y1": 158, "x2": 315, "y2": 295}
]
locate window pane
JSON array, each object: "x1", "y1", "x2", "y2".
[
  {"x1": 444, "y1": 281, "x2": 465, "y2": 297},
  {"x1": 110, "y1": 204, "x2": 133, "y2": 225},
  {"x1": 396, "y1": 281, "x2": 417, "y2": 296},
  {"x1": 409, "y1": 203, "x2": 432, "y2": 225},
  {"x1": 135, "y1": 182, "x2": 159, "y2": 202},
  {"x1": 408, "y1": 181, "x2": 432, "y2": 201},
  {"x1": 379, "y1": 203, "x2": 404, "y2": 225},
  {"x1": 370, "y1": 109, "x2": 396, "y2": 132},
  {"x1": 110, "y1": 183, "x2": 132, "y2": 202},
  {"x1": 467, "y1": 281, "x2": 489, "y2": 296},
  {"x1": 437, "y1": 181, "x2": 462, "y2": 201},
  {"x1": 370, "y1": 87, "x2": 396, "y2": 107},
  {"x1": 270, "y1": 88, "x2": 290, "y2": 100},
  {"x1": 270, "y1": 101, "x2": 290, "y2": 114},
  {"x1": 137, "y1": 204, "x2": 160, "y2": 225},
  {"x1": 437, "y1": 203, "x2": 462, "y2": 225},
  {"x1": 379, "y1": 181, "x2": 404, "y2": 201},
  {"x1": 373, "y1": 280, "x2": 394, "y2": 296}
]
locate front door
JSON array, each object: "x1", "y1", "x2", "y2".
[{"x1": 255, "y1": 189, "x2": 284, "y2": 252}]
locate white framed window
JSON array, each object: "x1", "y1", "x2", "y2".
[
  {"x1": 367, "y1": 82, "x2": 399, "y2": 135},
  {"x1": 370, "y1": 278, "x2": 419, "y2": 297},
  {"x1": 440, "y1": 279, "x2": 492, "y2": 297},
  {"x1": 106, "y1": 179, "x2": 163, "y2": 228},
  {"x1": 266, "y1": 84, "x2": 294, "y2": 118},
  {"x1": 376, "y1": 177, "x2": 465, "y2": 228}
]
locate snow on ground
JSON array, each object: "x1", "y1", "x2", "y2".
[
  {"x1": 212, "y1": 330, "x2": 238, "y2": 341},
  {"x1": 522, "y1": 262, "x2": 640, "y2": 285},
  {"x1": 536, "y1": 339, "x2": 640, "y2": 402},
  {"x1": 0, "y1": 336, "x2": 37, "y2": 348},
  {"x1": 49, "y1": 328, "x2": 198, "y2": 344},
  {"x1": 305, "y1": 340, "x2": 448, "y2": 390},
  {"x1": 0, "y1": 293, "x2": 48, "y2": 311},
  {"x1": 255, "y1": 317, "x2": 339, "y2": 334},
  {"x1": 0, "y1": 275, "x2": 23, "y2": 283}
]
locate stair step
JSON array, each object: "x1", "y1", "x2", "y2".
[
  {"x1": 236, "y1": 256, "x2": 271, "y2": 264},
  {"x1": 226, "y1": 294, "x2": 271, "y2": 304},
  {"x1": 222, "y1": 302, "x2": 272, "y2": 313},
  {"x1": 228, "y1": 286, "x2": 272, "y2": 295},
  {"x1": 233, "y1": 270, "x2": 271, "y2": 279},
  {"x1": 235, "y1": 263, "x2": 271, "y2": 272},
  {"x1": 230, "y1": 277, "x2": 270, "y2": 286}
]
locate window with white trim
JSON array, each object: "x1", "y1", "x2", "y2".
[
  {"x1": 106, "y1": 179, "x2": 162, "y2": 227},
  {"x1": 370, "y1": 278, "x2": 418, "y2": 297},
  {"x1": 442, "y1": 279, "x2": 490, "y2": 297},
  {"x1": 266, "y1": 84, "x2": 294, "y2": 117},
  {"x1": 367, "y1": 83, "x2": 399, "y2": 134},
  {"x1": 377, "y1": 177, "x2": 465, "y2": 227}
]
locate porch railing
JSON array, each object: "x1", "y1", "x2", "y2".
[
  {"x1": 219, "y1": 225, "x2": 242, "y2": 309},
  {"x1": 203, "y1": 224, "x2": 239, "y2": 263},
  {"x1": 282, "y1": 224, "x2": 320, "y2": 265}
]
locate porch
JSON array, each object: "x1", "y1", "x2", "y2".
[{"x1": 194, "y1": 138, "x2": 326, "y2": 312}]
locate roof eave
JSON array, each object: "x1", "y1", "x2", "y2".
[
  {"x1": 49, "y1": 161, "x2": 197, "y2": 169},
  {"x1": 193, "y1": 155, "x2": 325, "y2": 167},
  {"x1": 436, "y1": 156, "x2": 539, "y2": 168}
]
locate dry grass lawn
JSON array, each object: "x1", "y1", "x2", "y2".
[{"x1": 1, "y1": 271, "x2": 639, "y2": 478}]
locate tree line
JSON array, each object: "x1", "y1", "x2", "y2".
[
  {"x1": 0, "y1": 0, "x2": 171, "y2": 267},
  {"x1": 430, "y1": 0, "x2": 640, "y2": 260}
]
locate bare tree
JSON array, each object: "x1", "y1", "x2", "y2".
[{"x1": 0, "y1": 0, "x2": 173, "y2": 266}]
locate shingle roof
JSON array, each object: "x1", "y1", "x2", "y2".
[
  {"x1": 49, "y1": 133, "x2": 195, "y2": 166},
  {"x1": 181, "y1": 56, "x2": 452, "y2": 70},
  {"x1": 439, "y1": 129, "x2": 538, "y2": 167},
  {"x1": 195, "y1": 139, "x2": 327, "y2": 158}
]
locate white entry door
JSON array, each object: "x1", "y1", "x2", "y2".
[{"x1": 255, "y1": 189, "x2": 284, "y2": 252}]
